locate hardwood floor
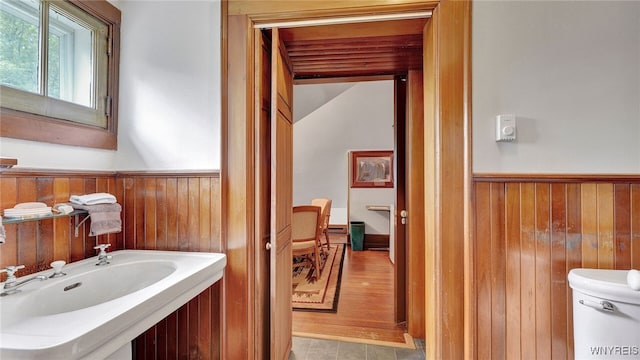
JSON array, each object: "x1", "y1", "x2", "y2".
[{"x1": 292, "y1": 235, "x2": 411, "y2": 347}]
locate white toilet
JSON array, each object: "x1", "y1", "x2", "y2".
[{"x1": 568, "y1": 269, "x2": 640, "y2": 359}]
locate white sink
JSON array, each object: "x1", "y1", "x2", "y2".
[{"x1": 0, "y1": 250, "x2": 226, "y2": 359}]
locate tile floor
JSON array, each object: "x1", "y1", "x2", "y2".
[{"x1": 289, "y1": 336, "x2": 426, "y2": 360}]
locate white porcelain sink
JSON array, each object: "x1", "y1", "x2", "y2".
[{"x1": 0, "y1": 250, "x2": 226, "y2": 359}]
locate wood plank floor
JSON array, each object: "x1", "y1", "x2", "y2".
[{"x1": 292, "y1": 235, "x2": 410, "y2": 346}]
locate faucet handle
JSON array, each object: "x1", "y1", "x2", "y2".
[
  {"x1": 1, "y1": 265, "x2": 25, "y2": 281},
  {"x1": 94, "y1": 244, "x2": 111, "y2": 253},
  {"x1": 49, "y1": 260, "x2": 67, "y2": 278}
]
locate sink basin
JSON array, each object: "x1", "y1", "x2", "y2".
[{"x1": 0, "y1": 250, "x2": 226, "y2": 359}]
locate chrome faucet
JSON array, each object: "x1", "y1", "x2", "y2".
[
  {"x1": 1, "y1": 265, "x2": 47, "y2": 296},
  {"x1": 94, "y1": 244, "x2": 112, "y2": 266}
]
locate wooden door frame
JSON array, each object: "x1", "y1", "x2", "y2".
[{"x1": 221, "y1": 1, "x2": 472, "y2": 359}]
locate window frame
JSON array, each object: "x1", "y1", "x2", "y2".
[{"x1": 0, "y1": 0, "x2": 120, "y2": 150}]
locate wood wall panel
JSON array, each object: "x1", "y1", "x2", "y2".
[
  {"x1": 474, "y1": 178, "x2": 640, "y2": 359},
  {"x1": 0, "y1": 171, "x2": 222, "y2": 359}
]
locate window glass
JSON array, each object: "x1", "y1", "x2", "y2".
[
  {"x1": 0, "y1": 0, "x2": 40, "y2": 94},
  {"x1": 47, "y1": 4, "x2": 94, "y2": 107}
]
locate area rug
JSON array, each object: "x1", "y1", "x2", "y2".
[{"x1": 292, "y1": 244, "x2": 345, "y2": 312}]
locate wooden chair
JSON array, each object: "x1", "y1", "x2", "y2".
[
  {"x1": 311, "y1": 198, "x2": 332, "y2": 253},
  {"x1": 292, "y1": 205, "x2": 323, "y2": 280}
]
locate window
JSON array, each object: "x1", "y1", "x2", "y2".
[{"x1": 0, "y1": 0, "x2": 120, "y2": 149}]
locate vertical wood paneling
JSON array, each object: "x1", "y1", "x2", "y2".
[
  {"x1": 200, "y1": 178, "x2": 212, "y2": 253},
  {"x1": 581, "y1": 184, "x2": 598, "y2": 268},
  {"x1": 36, "y1": 178, "x2": 54, "y2": 271},
  {"x1": 156, "y1": 178, "x2": 168, "y2": 250},
  {"x1": 474, "y1": 178, "x2": 640, "y2": 359},
  {"x1": 145, "y1": 178, "x2": 158, "y2": 250},
  {"x1": 135, "y1": 178, "x2": 145, "y2": 249},
  {"x1": 53, "y1": 178, "x2": 71, "y2": 262},
  {"x1": 17, "y1": 178, "x2": 37, "y2": 273},
  {"x1": 597, "y1": 184, "x2": 614, "y2": 269},
  {"x1": 188, "y1": 178, "x2": 200, "y2": 252},
  {"x1": 166, "y1": 178, "x2": 179, "y2": 251},
  {"x1": 0, "y1": 171, "x2": 222, "y2": 359},
  {"x1": 550, "y1": 183, "x2": 567, "y2": 360},
  {"x1": 631, "y1": 185, "x2": 640, "y2": 268},
  {"x1": 474, "y1": 182, "x2": 492, "y2": 359},
  {"x1": 490, "y1": 183, "x2": 506, "y2": 360},
  {"x1": 505, "y1": 183, "x2": 521, "y2": 359},
  {"x1": 520, "y1": 183, "x2": 536, "y2": 358},
  {"x1": 564, "y1": 183, "x2": 581, "y2": 360},
  {"x1": 123, "y1": 178, "x2": 136, "y2": 250},
  {"x1": 177, "y1": 178, "x2": 189, "y2": 251},
  {"x1": 535, "y1": 183, "x2": 551, "y2": 360},
  {"x1": 69, "y1": 178, "x2": 86, "y2": 262},
  {"x1": 614, "y1": 184, "x2": 631, "y2": 269},
  {"x1": 1, "y1": 177, "x2": 18, "y2": 271}
]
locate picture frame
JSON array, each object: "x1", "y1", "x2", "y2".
[{"x1": 350, "y1": 150, "x2": 394, "y2": 188}]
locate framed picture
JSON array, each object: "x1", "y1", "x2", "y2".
[{"x1": 350, "y1": 150, "x2": 394, "y2": 188}]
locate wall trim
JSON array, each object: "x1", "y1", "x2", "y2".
[
  {"x1": 1, "y1": 168, "x2": 220, "y2": 178},
  {"x1": 473, "y1": 173, "x2": 640, "y2": 183},
  {"x1": 116, "y1": 170, "x2": 221, "y2": 178}
]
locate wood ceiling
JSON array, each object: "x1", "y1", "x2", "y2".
[{"x1": 278, "y1": 18, "x2": 428, "y2": 81}]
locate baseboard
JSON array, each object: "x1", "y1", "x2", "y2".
[
  {"x1": 328, "y1": 224, "x2": 348, "y2": 234},
  {"x1": 364, "y1": 234, "x2": 389, "y2": 250}
]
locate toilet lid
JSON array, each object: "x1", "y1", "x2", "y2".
[{"x1": 568, "y1": 269, "x2": 640, "y2": 304}]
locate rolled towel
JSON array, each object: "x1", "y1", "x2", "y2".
[
  {"x1": 71, "y1": 203, "x2": 122, "y2": 236},
  {"x1": 70, "y1": 193, "x2": 117, "y2": 206},
  {"x1": 627, "y1": 269, "x2": 640, "y2": 291}
]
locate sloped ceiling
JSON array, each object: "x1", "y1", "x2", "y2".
[{"x1": 293, "y1": 82, "x2": 355, "y2": 122}]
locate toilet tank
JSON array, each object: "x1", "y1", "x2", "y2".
[{"x1": 568, "y1": 269, "x2": 640, "y2": 359}]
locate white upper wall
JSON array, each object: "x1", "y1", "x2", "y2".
[
  {"x1": 0, "y1": 0, "x2": 221, "y2": 171},
  {"x1": 3, "y1": 1, "x2": 638, "y2": 174},
  {"x1": 293, "y1": 80, "x2": 394, "y2": 232},
  {"x1": 473, "y1": 0, "x2": 640, "y2": 174},
  {"x1": 114, "y1": 0, "x2": 220, "y2": 170}
]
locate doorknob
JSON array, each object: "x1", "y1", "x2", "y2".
[
  {"x1": 400, "y1": 210, "x2": 408, "y2": 225},
  {"x1": 265, "y1": 242, "x2": 272, "y2": 251}
]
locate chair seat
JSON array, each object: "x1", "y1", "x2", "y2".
[{"x1": 292, "y1": 240, "x2": 316, "y2": 251}]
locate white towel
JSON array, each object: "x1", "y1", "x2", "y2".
[
  {"x1": 71, "y1": 203, "x2": 122, "y2": 236},
  {"x1": 70, "y1": 193, "x2": 117, "y2": 206}
]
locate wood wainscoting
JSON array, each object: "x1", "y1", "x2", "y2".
[
  {"x1": 473, "y1": 174, "x2": 640, "y2": 359},
  {"x1": 0, "y1": 170, "x2": 222, "y2": 359}
]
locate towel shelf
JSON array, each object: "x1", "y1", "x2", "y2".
[{"x1": 2, "y1": 209, "x2": 89, "y2": 228}]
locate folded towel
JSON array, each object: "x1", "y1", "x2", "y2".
[
  {"x1": 71, "y1": 203, "x2": 122, "y2": 236},
  {"x1": 0, "y1": 216, "x2": 5, "y2": 243},
  {"x1": 70, "y1": 193, "x2": 117, "y2": 206}
]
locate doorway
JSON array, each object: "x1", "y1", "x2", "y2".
[
  {"x1": 291, "y1": 78, "x2": 410, "y2": 344},
  {"x1": 221, "y1": 2, "x2": 471, "y2": 359}
]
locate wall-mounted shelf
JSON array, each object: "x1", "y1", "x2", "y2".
[
  {"x1": 2, "y1": 209, "x2": 87, "y2": 225},
  {"x1": 2, "y1": 210, "x2": 89, "y2": 237}
]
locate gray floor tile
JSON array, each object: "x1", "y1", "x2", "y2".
[
  {"x1": 305, "y1": 338, "x2": 339, "y2": 360},
  {"x1": 336, "y1": 341, "x2": 367, "y2": 360},
  {"x1": 290, "y1": 336, "x2": 312, "y2": 359},
  {"x1": 395, "y1": 347, "x2": 426, "y2": 360},
  {"x1": 366, "y1": 344, "x2": 397, "y2": 360}
]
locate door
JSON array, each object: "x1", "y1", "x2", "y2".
[
  {"x1": 269, "y1": 27, "x2": 294, "y2": 360},
  {"x1": 405, "y1": 69, "x2": 426, "y2": 337},
  {"x1": 394, "y1": 76, "x2": 407, "y2": 324}
]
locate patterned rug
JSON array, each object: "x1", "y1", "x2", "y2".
[{"x1": 292, "y1": 244, "x2": 345, "y2": 312}]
